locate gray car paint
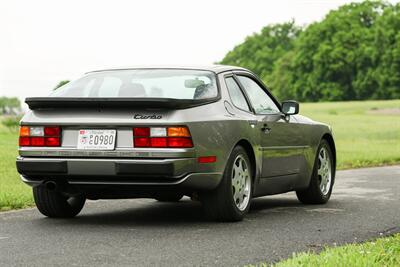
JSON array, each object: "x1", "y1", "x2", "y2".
[{"x1": 17, "y1": 66, "x2": 336, "y2": 199}]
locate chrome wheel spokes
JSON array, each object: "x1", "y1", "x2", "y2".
[
  {"x1": 318, "y1": 147, "x2": 332, "y2": 195},
  {"x1": 231, "y1": 155, "x2": 251, "y2": 211}
]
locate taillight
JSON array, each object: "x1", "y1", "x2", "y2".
[
  {"x1": 19, "y1": 126, "x2": 61, "y2": 147},
  {"x1": 167, "y1": 137, "x2": 193, "y2": 148},
  {"x1": 133, "y1": 127, "x2": 150, "y2": 137},
  {"x1": 133, "y1": 126, "x2": 193, "y2": 148},
  {"x1": 44, "y1": 126, "x2": 61, "y2": 136}
]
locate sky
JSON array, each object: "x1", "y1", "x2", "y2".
[{"x1": 1, "y1": 0, "x2": 399, "y2": 101}]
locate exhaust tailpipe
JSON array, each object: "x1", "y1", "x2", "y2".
[
  {"x1": 43, "y1": 180, "x2": 79, "y2": 197},
  {"x1": 44, "y1": 181, "x2": 58, "y2": 191}
]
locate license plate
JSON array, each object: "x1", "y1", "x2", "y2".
[{"x1": 77, "y1": 129, "x2": 116, "y2": 150}]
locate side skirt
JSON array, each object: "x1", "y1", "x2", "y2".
[{"x1": 253, "y1": 174, "x2": 300, "y2": 197}]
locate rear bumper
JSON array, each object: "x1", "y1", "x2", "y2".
[{"x1": 16, "y1": 157, "x2": 222, "y2": 190}]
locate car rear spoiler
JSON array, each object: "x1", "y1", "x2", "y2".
[{"x1": 25, "y1": 97, "x2": 218, "y2": 110}]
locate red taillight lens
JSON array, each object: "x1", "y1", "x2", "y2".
[
  {"x1": 168, "y1": 137, "x2": 193, "y2": 148},
  {"x1": 134, "y1": 127, "x2": 150, "y2": 137},
  {"x1": 45, "y1": 137, "x2": 60, "y2": 147},
  {"x1": 44, "y1": 126, "x2": 60, "y2": 136},
  {"x1": 19, "y1": 125, "x2": 61, "y2": 147},
  {"x1": 150, "y1": 137, "x2": 167, "y2": 147},
  {"x1": 31, "y1": 137, "x2": 45, "y2": 146},
  {"x1": 19, "y1": 137, "x2": 30, "y2": 146},
  {"x1": 133, "y1": 126, "x2": 193, "y2": 148},
  {"x1": 134, "y1": 137, "x2": 150, "y2": 147}
]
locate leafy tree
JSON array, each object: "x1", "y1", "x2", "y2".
[
  {"x1": 54, "y1": 80, "x2": 70, "y2": 90},
  {"x1": 0, "y1": 96, "x2": 21, "y2": 115},
  {"x1": 371, "y1": 3, "x2": 400, "y2": 99},
  {"x1": 0, "y1": 97, "x2": 20, "y2": 109},
  {"x1": 220, "y1": 1, "x2": 400, "y2": 102},
  {"x1": 281, "y1": 1, "x2": 389, "y2": 101},
  {"x1": 219, "y1": 21, "x2": 302, "y2": 84}
]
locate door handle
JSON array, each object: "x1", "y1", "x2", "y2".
[
  {"x1": 261, "y1": 124, "x2": 271, "y2": 134},
  {"x1": 248, "y1": 120, "x2": 257, "y2": 128}
]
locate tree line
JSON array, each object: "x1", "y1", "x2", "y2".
[
  {"x1": 0, "y1": 97, "x2": 21, "y2": 115},
  {"x1": 219, "y1": 1, "x2": 400, "y2": 102}
]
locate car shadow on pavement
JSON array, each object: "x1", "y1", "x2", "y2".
[
  {"x1": 34, "y1": 196, "x2": 313, "y2": 227},
  {"x1": 42, "y1": 199, "x2": 208, "y2": 227},
  {"x1": 250, "y1": 197, "x2": 304, "y2": 213}
]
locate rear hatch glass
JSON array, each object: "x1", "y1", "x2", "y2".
[{"x1": 51, "y1": 69, "x2": 218, "y2": 100}]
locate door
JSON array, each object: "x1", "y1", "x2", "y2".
[{"x1": 235, "y1": 74, "x2": 305, "y2": 178}]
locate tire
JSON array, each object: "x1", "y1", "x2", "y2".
[
  {"x1": 155, "y1": 193, "x2": 184, "y2": 202},
  {"x1": 296, "y1": 139, "x2": 335, "y2": 204},
  {"x1": 33, "y1": 186, "x2": 86, "y2": 218},
  {"x1": 200, "y1": 146, "x2": 253, "y2": 222}
]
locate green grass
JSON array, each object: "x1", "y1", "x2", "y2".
[
  {"x1": 0, "y1": 127, "x2": 33, "y2": 211},
  {"x1": 251, "y1": 234, "x2": 400, "y2": 267},
  {"x1": 301, "y1": 99, "x2": 400, "y2": 169},
  {"x1": 0, "y1": 99, "x2": 399, "y2": 211}
]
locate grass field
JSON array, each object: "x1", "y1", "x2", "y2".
[
  {"x1": 268, "y1": 233, "x2": 400, "y2": 267},
  {"x1": 301, "y1": 99, "x2": 400, "y2": 169},
  {"x1": 0, "y1": 99, "x2": 399, "y2": 211},
  {"x1": 0, "y1": 124, "x2": 33, "y2": 211}
]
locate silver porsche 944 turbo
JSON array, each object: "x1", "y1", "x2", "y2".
[{"x1": 16, "y1": 65, "x2": 336, "y2": 221}]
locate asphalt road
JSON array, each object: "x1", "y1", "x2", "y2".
[{"x1": 1, "y1": 166, "x2": 399, "y2": 266}]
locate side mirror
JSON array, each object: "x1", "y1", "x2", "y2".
[{"x1": 282, "y1": 100, "x2": 299, "y2": 115}]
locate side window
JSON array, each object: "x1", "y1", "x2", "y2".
[
  {"x1": 225, "y1": 77, "x2": 250, "y2": 112},
  {"x1": 237, "y1": 76, "x2": 280, "y2": 114}
]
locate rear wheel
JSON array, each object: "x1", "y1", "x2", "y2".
[
  {"x1": 33, "y1": 186, "x2": 86, "y2": 218},
  {"x1": 201, "y1": 146, "x2": 252, "y2": 222},
  {"x1": 296, "y1": 139, "x2": 334, "y2": 204}
]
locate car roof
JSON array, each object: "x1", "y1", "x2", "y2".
[{"x1": 87, "y1": 65, "x2": 249, "y2": 74}]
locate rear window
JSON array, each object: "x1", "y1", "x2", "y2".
[{"x1": 50, "y1": 69, "x2": 218, "y2": 100}]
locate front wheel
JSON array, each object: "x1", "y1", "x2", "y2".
[
  {"x1": 296, "y1": 139, "x2": 335, "y2": 204},
  {"x1": 200, "y1": 146, "x2": 252, "y2": 222},
  {"x1": 33, "y1": 186, "x2": 86, "y2": 218}
]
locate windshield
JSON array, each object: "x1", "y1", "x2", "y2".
[{"x1": 50, "y1": 69, "x2": 218, "y2": 100}]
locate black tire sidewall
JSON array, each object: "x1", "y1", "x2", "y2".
[{"x1": 33, "y1": 186, "x2": 85, "y2": 218}]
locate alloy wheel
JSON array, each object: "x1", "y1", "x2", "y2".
[
  {"x1": 231, "y1": 155, "x2": 251, "y2": 211},
  {"x1": 318, "y1": 147, "x2": 332, "y2": 195}
]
